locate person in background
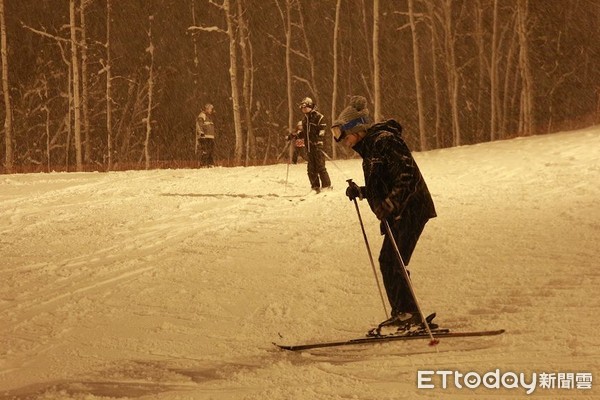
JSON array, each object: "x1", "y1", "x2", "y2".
[
  {"x1": 287, "y1": 120, "x2": 307, "y2": 164},
  {"x1": 298, "y1": 97, "x2": 331, "y2": 192},
  {"x1": 195, "y1": 103, "x2": 216, "y2": 167},
  {"x1": 333, "y1": 95, "x2": 437, "y2": 333}
]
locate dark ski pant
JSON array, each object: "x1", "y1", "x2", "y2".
[
  {"x1": 292, "y1": 146, "x2": 306, "y2": 164},
  {"x1": 199, "y1": 138, "x2": 215, "y2": 167},
  {"x1": 378, "y1": 210, "x2": 428, "y2": 317},
  {"x1": 306, "y1": 148, "x2": 331, "y2": 189}
]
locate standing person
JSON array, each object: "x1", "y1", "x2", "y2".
[
  {"x1": 332, "y1": 95, "x2": 437, "y2": 332},
  {"x1": 195, "y1": 103, "x2": 216, "y2": 167},
  {"x1": 287, "y1": 120, "x2": 306, "y2": 164},
  {"x1": 298, "y1": 97, "x2": 331, "y2": 192}
]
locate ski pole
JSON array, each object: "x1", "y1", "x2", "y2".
[
  {"x1": 382, "y1": 219, "x2": 439, "y2": 346},
  {"x1": 277, "y1": 140, "x2": 292, "y2": 161},
  {"x1": 284, "y1": 155, "x2": 290, "y2": 193},
  {"x1": 346, "y1": 179, "x2": 388, "y2": 319},
  {"x1": 320, "y1": 149, "x2": 350, "y2": 180}
]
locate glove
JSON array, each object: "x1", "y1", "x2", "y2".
[
  {"x1": 374, "y1": 198, "x2": 394, "y2": 220},
  {"x1": 345, "y1": 182, "x2": 364, "y2": 201}
]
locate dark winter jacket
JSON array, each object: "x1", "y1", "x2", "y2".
[
  {"x1": 300, "y1": 109, "x2": 326, "y2": 153},
  {"x1": 353, "y1": 119, "x2": 437, "y2": 227}
]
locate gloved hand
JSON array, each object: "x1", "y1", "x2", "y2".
[
  {"x1": 345, "y1": 182, "x2": 364, "y2": 201},
  {"x1": 374, "y1": 198, "x2": 394, "y2": 220}
]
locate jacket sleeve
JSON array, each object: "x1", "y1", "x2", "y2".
[
  {"x1": 317, "y1": 114, "x2": 326, "y2": 144},
  {"x1": 196, "y1": 113, "x2": 205, "y2": 138},
  {"x1": 307, "y1": 112, "x2": 326, "y2": 146}
]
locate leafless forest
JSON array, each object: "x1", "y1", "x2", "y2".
[{"x1": 1, "y1": 0, "x2": 599, "y2": 173}]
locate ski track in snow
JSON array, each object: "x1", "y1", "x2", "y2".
[{"x1": 0, "y1": 127, "x2": 599, "y2": 399}]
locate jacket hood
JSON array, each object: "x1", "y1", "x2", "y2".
[
  {"x1": 368, "y1": 119, "x2": 403, "y2": 137},
  {"x1": 352, "y1": 119, "x2": 403, "y2": 156}
]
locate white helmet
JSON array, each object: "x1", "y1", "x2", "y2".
[{"x1": 299, "y1": 97, "x2": 314, "y2": 109}]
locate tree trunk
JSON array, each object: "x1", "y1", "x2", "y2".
[
  {"x1": 80, "y1": 1, "x2": 90, "y2": 164},
  {"x1": 275, "y1": 0, "x2": 293, "y2": 160},
  {"x1": 224, "y1": 0, "x2": 243, "y2": 164},
  {"x1": 45, "y1": 106, "x2": 50, "y2": 172},
  {"x1": 425, "y1": 0, "x2": 442, "y2": 149},
  {"x1": 297, "y1": 1, "x2": 320, "y2": 106},
  {"x1": 501, "y1": 13, "x2": 518, "y2": 137},
  {"x1": 517, "y1": 0, "x2": 534, "y2": 136},
  {"x1": 441, "y1": 0, "x2": 461, "y2": 147},
  {"x1": 408, "y1": 0, "x2": 427, "y2": 151},
  {"x1": 360, "y1": 0, "x2": 374, "y2": 103},
  {"x1": 0, "y1": 0, "x2": 13, "y2": 173},
  {"x1": 490, "y1": 0, "x2": 499, "y2": 141},
  {"x1": 69, "y1": 0, "x2": 83, "y2": 171},
  {"x1": 372, "y1": 0, "x2": 381, "y2": 121},
  {"x1": 144, "y1": 15, "x2": 155, "y2": 170},
  {"x1": 66, "y1": 61, "x2": 73, "y2": 171},
  {"x1": 237, "y1": 0, "x2": 256, "y2": 166},
  {"x1": 330, "y1": 0, "x2": 342, "y2": 159},
  {"x1": 106, "y1": 0, "x2": 113, "y2": 170},
  {"x1": 474, "y1": 0, "x2": 486, "y2": 143}
]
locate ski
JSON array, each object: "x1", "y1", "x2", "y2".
[{"x1": 274, "y1": 329, "x2": 505, "y2": 351}]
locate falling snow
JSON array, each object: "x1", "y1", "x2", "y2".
[{"x1": 1, "y1": 126, "x2": 599, "y2": 399}]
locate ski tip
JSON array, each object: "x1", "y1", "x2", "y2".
[{"x1": 273, "y1": 342, "x2": 293, "y2": 351}]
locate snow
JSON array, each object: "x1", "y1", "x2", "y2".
[{"x1": 1, "y1": 126, "x2": 599, "y2": 399}]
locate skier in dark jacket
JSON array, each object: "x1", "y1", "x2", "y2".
[
  {"x1": 298, "y1": 97, "x2": 331, "y2": 191},
  {"x1": 332, "y1": 95, "x2": 437, "y2": 331}
]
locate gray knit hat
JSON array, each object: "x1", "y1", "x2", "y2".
[{"x1": 332, "y1": 96, "x2": 372, "y2": 141}]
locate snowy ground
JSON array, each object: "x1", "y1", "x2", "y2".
[{"x1": 1, "y1": 126, "x2": 599, "y2": 399}]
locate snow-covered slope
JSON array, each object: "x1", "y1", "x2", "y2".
[{"x1": 1, "y1": 126, "x2": 599, "y2": 399}]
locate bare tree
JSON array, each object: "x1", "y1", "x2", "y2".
[
  {"x1": 473, "y1": 0, "x2": 487, "y2": 142},
  {"x1": 143, "y1": 15, "x2": 155, "y2": 170},
  {"x1": 295, "y1": 1, "x2": 320, "y2": 106},
  {"x1": 237, "y1": 0, "x2": 256, "y2": 166},
  {"x1": 441, "y1": 0, "x2": 461, "y2": 146},
  {"x1": 424, "y1": 0, "x2": 443, "y2": 148},
  {"x1": 517, "y1": 0, "x2": 534, "y2": 136},
  {"x1": 330, "y1": 0, "x2": 342, "y2": 159},
  {"x1": 359, "y1": 0, "x2": 374, "y2": 103},
  {"x1": 105, "y1": 0, "x2": 113, "y2": 170},
  {"x1": 0, "y1": 0, "x2": 12, "y2": 172},
  {"x1": 224, "y1": 0, "x2": 243, "y2": 163},
  {"x1": 80, "y1": 0, "x2": 91, "y2": 164},
  {"x1": 490, "y1": 0, "x2": 500, "y2": 141},
  {"x1": 500, "y1": 12, "x2": 518, "y2": 137},
  {"x1": 69, "y1": 0, "x2": 83, "y2": 170},
  {"x1": 275, "y1": 0, "x2": 294, "y2": 145},
  {"x1": 407, "y1": 0, "x2": 427, "y2": 150},
  {"x1": 372, "y1": 0, "x2": 381, "y2": 121}
]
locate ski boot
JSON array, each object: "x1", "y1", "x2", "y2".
[{"x1": 367, "y1": 312, "x2": 438, "y2": 337}]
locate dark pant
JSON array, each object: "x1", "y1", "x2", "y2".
[
  {"x1": 199, "y1": 138, "x2": 215, "y2": 166},
  {"x1": 378, "y1": 211, "x2": 427, "y2": 316},
  {"x1": 307, "y1": 148, "x2": 331, "y2": 189},
  {"x1": 292, "y1": 146, "x2": 306, "y2": 164}
]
